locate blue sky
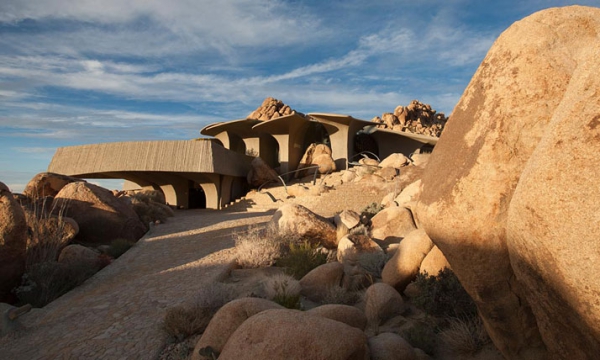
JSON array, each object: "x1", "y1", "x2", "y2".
[{"x1": 1, "y1": 0, "x2": 598, "y2": 192}]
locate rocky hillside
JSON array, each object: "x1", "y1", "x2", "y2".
[{"x1": 371, "y1": 100, "x2": 448, "y2": 137}]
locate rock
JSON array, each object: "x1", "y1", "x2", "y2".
[
  {"x1": 358, "y1": 158, "x2": 380, "y2": 167},
  {"x1": 370, "y1": 207, "x2": 416, "y2": 243},
  {"x1": 297, "y1": 143, "x2": 335, "y2": 177},
  {"x1": 395, "y1": 180, "x2": 422, "y2": 207},
  {"x1": 380, "y1": 192, "x2": 397, "y2": 208},
  {"x1": 53, "y1": 182, "x2": 147, "y2": 245},
  {"x1": 379, "y1": 153, "x2": 410, "y2": 169},
  {"x1": 0, "y1": 182, "x2": 28, "y2": 303},
  {"x1": 337, "y1": 234, "x2": 383, "y2": 263},
  {"x1": 375, "y1": 100, "x2": 447, "y2": 137},
  {"x1": 341, "y1": 169, "x2": 357, "y2": 183},
  {"x1": 419, "y1": 245, "x2": 450, "y2": 276},
  {"x1": 364, "y1": 283, "x2": 406, "y2": 327},
  {"x1": 218, "y1": 309, "x2": 369, "y2": 360},
  {"x1": 368, "y1": 332, "x2": 417, "y2": 360},
  {"x1": 57, "y1": 244, "x2": 99, "y2": 265},
  {"x1": 374, "y1": 167, "x2": 397, "y2": 181},
  {"x1": 300, "y1": 262, "x2": 344, "y2": 302},
  {"x1": 334, "y1": 210, "x2": 361, "y2": 230},
  {"x1": 247, "y1": 97, "x2": 297, "y2": 121},
  {"x1": 415, "y1": 6, "x2": 600, "y2": 358},
  {"x1": 247, "y1": 157, "x2": 279, "y2": 188},
  {"x1": 192, "y1": 298, "x2": 283, "y2": 360},
  {"x1": 382, "y1": 229, "x2": 433, "y2": 293},
  {"x1": 307, "y1": 304, "x2": 368, "y2": 330},
  {"x1": 269, "y1": 204, "x2": 337, "y2": 248},
  {"x1": 23, "y1": 172, "x2": 82, "y2": 199}
]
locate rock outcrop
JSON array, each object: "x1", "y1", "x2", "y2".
[
  {"x1": 296, "y1": 143, "x2": 336, "y2": 177},
  {"x1": 269, "y1": 204, "x2": 337, "y2": 248},
  {"x1": 247, "y1": 157, "x2": 279, "y2": 187},
  {"x1": 53, "y1": 182, "x2": 147, "y2": 245},
  {"x1": 415, "y1": 6, "x2": 600, "y2": 359},
  {"x1": 382, "y1": 229, "x2": 433, "y2": 293},
  {"x1": 247, "y1": 97, "x2": 295, "y2": 121},
  {"x1": 23, "y1": 172, "x2": 83, "y2": 198},
  {"x1": 371, "y1": 100, "x2": 447, "y2": 137},
  {"x1": 0, "y1": 182, "x2": 28, "y2": 303}
]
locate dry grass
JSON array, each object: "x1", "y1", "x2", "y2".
[
  {"x1": 234, "y1": 226, "x2": 287, "y2": 268},
  {"x1": 24, "y1": 196, "x2": 70, "y2": 269},
  {"x1": 321, "y1": 285, "x2": 362, "y2": 306},
  {"x1": 439, "y1": 317, "x2": 491, "y2": 355},
  {"x1": 263, "y1": 273, "x2": 301, "y2": 309},
  {"x1": 164, "y1": 283, "x2": 236, "y2": 342}
]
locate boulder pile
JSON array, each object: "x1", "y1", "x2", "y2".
[
  {"x1": 247, "y1": 97, "x2": 296, "y2": 121},
  {"x1": 371, "y1": 100, "x2": 447, "y2": 137}
]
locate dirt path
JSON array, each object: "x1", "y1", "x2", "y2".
[{"x1": 0, "y1": 208, "x2": 275, "y2": 360}]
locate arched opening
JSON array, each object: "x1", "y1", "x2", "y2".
[
  {"x1": 229, "y1": 133, "x2": 246, "y2": 155},
  {"x1": 353, "y1": 131, "x2": 379, "y2": 160},
  {"x1": 260, "y1": 134, "x2": 280, "y2": 169},
  {"x1": 188, "y1": 182, "x2": 206, "y2": 209},
  {"x1": 302, "y1": 122, "x2": 331, "y2": 152}
]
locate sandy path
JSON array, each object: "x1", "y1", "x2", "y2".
[{"x1": 0, "y1": 208, "x2": 275, "y2": 360}]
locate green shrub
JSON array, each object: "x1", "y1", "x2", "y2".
[
  {"x1": 412, "y1": 268, "x2": 477, "y2": 319},
  {"x1": 14, "y1": 260, "x2": 99, "y2": 308},
  {"x1": 401, "y1": 321, "x2": 437, "y2": 355},
  {"x1": 276, "y1": 241, "x2": 328, "y2": 279},
  {"x1": 132, "y1": 198, "x2": 172, "y2": 225},
  {"x1": 107, "y1": 238, "x2": 134, "y2": 258},
  {"x1": 360, "y1": 202, "x2": 385, "y2": 222}
]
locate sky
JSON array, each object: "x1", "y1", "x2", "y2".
[{"x1": 1, "y1": 0, "x2": 598, "y2": 192}]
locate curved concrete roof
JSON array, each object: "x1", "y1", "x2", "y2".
[
  {"x1": 308, "y1": 113, "x2": 374, "y2": 127},
  {"x1": 200, "y1": 118, "x2": 262, "y2": 137},
  {"x1": 368, "y1": 127, "x2": 439, "y2": 145},
  {"x1": 251, "y1": 112, "x2": 308, "y2": 134},
  {"x1": 48, "y1": 139, "x2": 251, "y2": 177}
]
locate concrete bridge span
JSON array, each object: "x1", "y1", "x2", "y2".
[{"x1": 47, "y1": 139, "x2": 251, "y2": 209}]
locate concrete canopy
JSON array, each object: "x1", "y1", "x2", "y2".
[{"x1": 47, "y1": 139, "x2": 251, "y2": 209}]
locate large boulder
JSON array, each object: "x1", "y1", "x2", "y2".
[
  {"x1": 218, "y1": 309, "x2": 369, "y2": 360},
  {"x1": 192, "y1": 298, "x2": 283, "y2": 360},
  {"x1": 419, "y1": 245, "x2": 450, "y2": 276},
  {"x1": 25, "y1": 212, "x2": 79, "y2": 251},
  {"x1": 368, "y1": 332, "x2": 417, "y2": 360},
  {"x1": 382, "y1": 229, "x2": 433, "y2": 293},
  {"x1": 364, "y1": 283, "x2": 406, "y2": 327},
  {"x1": 269, "y1": 203, "x2": 337, "y2": 248},
  {"x1": 299, "y1": 262, "x2": 345, "y2": 302},
  {"x1": 247, "y1": 156, "x2": 279, "y2": 188},
  {"x1": 370, "y1": 207, "x2": 416, "y2": 243},
  {"x1": 296, "y1": 143, "x2": 336, "y2": 177},
  {"x1": 414, "y1": 6, "x2": 600, "y2": 359},
  {"x1": 247, "y1": 97, "x2": 294, "y2": 121},
  {"x1": 379, "y1": 153, "x2": 410, "y2": 169},
  {"x1": 0, "y1": 182, "x2": 28, "y2": 303},
  {"x1": 23, "y1": 172, "x2": 82, "y2": 198},
  {"x1": 307, "y1": 304, "x2": 368, "y2": 330},
  {"x1": 53, "y1": 182, "x2": 147, "y2": 245}
]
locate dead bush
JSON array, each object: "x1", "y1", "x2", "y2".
[
  {"x1": 234, "y1": 226, "x2": 287, "y2": 268},
  {"x1": 439, "y1": 317, "x2": 491, "y2": 355},
  {"x1": 263, "y1": 273, "x2": 301, "y2": 309}
]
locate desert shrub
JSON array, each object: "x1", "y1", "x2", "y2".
[
  {"x1": 360, "y1": 202, "x2": 385, "y2": 222},
  {"x1": 132, "y1": 189, "x2": 166, "y2": 204},
  {"x1": 14, "y1": 260, "x2": 99, "y2": 308},
  {"x1": 24, "y1": 196, "x2": 70, "y2": 269},
  {"x1": 401, "y1": 321, "x2": 437, "y2": 355},
  {"x1": 321, "y1": 285, "x2": 362, "y2": 306},
  {"x1": 349, "y1": 224, "x2": 369, "y2": 236},
  {"x1": 412, "y1": 268, "x2": 477, "y2": 319},
  {"x1": 276, "y1": 241, "x2": 328, "y2": 279},
  {"x1": 356, "y1": 252, "x2": 387, "y2": 278},
  {"x1": 107, "y1": 238, "x2": 134, "y2": 258},
  {"x1": 234, "y1": 226, "x2": 287, "y2": 268},
  {"x1": 164, "y1": 283, "x2": 236, "y2": 341},
  {"x1": 164, "y1": 305, "x2": 214, "y2": 341},
  {"x1": 439, "y1": 317, "x2": 491, "y2": 355},
  {"x1": 263, "y1": 273, "x2": 301, "y2": 309}
]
